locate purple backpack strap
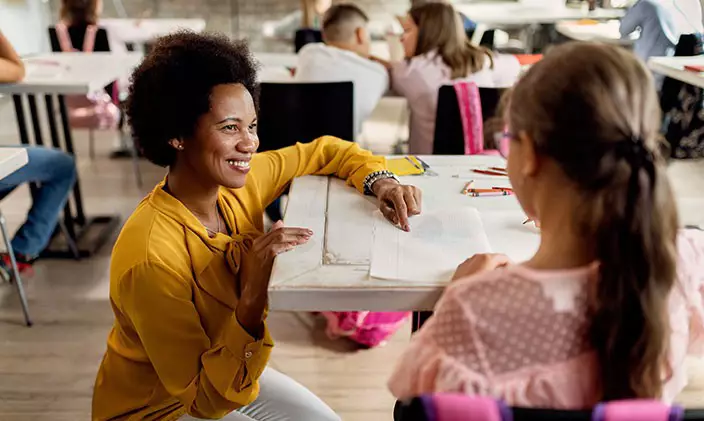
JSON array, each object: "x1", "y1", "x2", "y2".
[
  {"x1": 430, "y1": 394, "x2": 509, "y2": 421},
  {"x1": 593, "y1": 401, "x2": 684, "y2": 421}
]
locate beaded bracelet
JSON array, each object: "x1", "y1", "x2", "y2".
[{"x1": 363, "y1": 170, "x2": 399, "y2": 196}]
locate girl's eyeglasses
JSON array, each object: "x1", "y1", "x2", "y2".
[{"x1": 493, "y1": 127, "x2": 513, "y2": 159}]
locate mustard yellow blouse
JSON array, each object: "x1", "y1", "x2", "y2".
[{"x1": 92, "y1": 137, "x2": 386, "y2": 421}]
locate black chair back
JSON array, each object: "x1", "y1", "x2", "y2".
[
  {"x1": 433, "y1": 86, "x2": 508, "y2": 155},
  {"x1": 294, "y1": 28, "x2": 323, "y2": 52},
  {"x1": 257, "y1": 82, "x2": 354, "y2": 152},
  {"x1": 466, "y1": 29, "x2": 496, "y2": 48}
]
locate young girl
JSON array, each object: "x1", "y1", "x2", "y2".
[
  {"x1": 390, "y1": 2, "x2": 520, "y2": 155},
  {"x1": 388, "y1": 42, "x2": 704, "y2": 408}
]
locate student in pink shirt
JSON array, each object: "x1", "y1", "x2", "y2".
[
  {"x1": 388, "y1": 2, "x2": 521, "y2": 155},
  {"x1": 388, "y1": 42, "x2": 704, "y2": 408}
]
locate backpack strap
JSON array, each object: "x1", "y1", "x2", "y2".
[
  {"x1": 82, "y1": 25, "x2": 98, "y2": 53},
  {"x1": 54, "y1": 22, "x2": 76, "y2": 52},
  {"x1": 593, "y1": 401, "x2": 684, "y2": 421},
  {"x1": 431, "y1": 394, "x2": 510, "y2": 421},
  {"x1": 453, "y1": 81, "x2": 485, "y2": 155}
]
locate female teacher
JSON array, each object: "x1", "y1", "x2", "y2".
[{"x1": 91, "y1": 32, "x2": 421, "y2": 421}]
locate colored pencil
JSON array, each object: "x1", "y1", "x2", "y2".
[
  {"x1": 472, "y1": 169, "x2": 508, "y2": 177},
  {"x1": 461, "y1": 180, "x2": 475, "y2": 195}
]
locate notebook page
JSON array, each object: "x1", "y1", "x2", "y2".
[{"x1": 370, "y1": 207, "x2": 491, "y2": 283}]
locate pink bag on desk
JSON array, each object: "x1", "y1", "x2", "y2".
[
  {"x1": 55, "y1": 22, "x2": 120, "y2": 130},
  {"x1": 320, "y1": 311, "x2": 410, "y2": 348}
]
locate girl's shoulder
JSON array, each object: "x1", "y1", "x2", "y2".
[{"x1": 446, "y1": 264, "x2": 593, "y2": 314}]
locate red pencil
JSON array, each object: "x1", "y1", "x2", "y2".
[{"x1": 472, "y1": 169, "x2": 508, "y2": 177}]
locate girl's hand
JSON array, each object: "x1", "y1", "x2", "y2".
[
  {"x1": 236, "y1": 221, "x2": 312, "y2": 336},
  {"x1": 373, "y1": 179, "x2": 422, "y2": 232},
  {"x1": 452, "y1": 253, "x2": 511, "y2": 281}
]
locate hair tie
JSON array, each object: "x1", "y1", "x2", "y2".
[{"x1": 614, "y1": 135, "x2": 653, "y2": 168}]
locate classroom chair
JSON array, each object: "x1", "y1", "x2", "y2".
[
  {"x1": 257, "y1": 81, "x2": 354, "y2": 221},
  {"x1": 0, "y1": 209, "x2": 31, "y2": 326},
  {"x1": 294, "y1": 28, "x2": 323, "y2": 52},
  {"x1": 394, "y1": 394, "x2": 704, "y2": 421},
  {"x1": 433, "y1": 85, "x2": 508, "y2": 155}
]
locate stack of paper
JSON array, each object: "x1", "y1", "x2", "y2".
[{"x1": 369, "y1": 207, "x2": 491, "y2": 283}]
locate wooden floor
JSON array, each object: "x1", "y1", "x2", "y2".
[{"x1": 0, "y1": 97, "x2": 703, "y2": 420}]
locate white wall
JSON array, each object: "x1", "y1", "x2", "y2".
[{"x1": 0, "y1": 0, "x2": 51, "y2": 55}]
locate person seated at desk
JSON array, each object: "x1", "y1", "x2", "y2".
[
  {"x1": 381, "y1": 2, "x2": 520, "y2": 155},
  {"x1": 50, "y1": 0, "x2": 110, "y2": 54},
  {"x1": 388, "y1": 42, "x2": 704, "y2": 408},
  {"x1": 620, "y1": 0, "x2": 703, "y2": 85},
  {"x1": 91, "y1": 31, "x2": 421, "y2": 421},
  {"x1": 295, "y1": 3, "x2": 389, "y2": 139},
  {"x1": 0, "y1": 29, "x2": 77, "y2": 279}
]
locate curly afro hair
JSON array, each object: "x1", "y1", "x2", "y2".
[{"x1": 126, "y1": 31, "x2": 260, "y2": 167}]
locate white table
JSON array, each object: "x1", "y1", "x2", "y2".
[
  {"x1": 101, "y1": 18, "x2": 206, "y2": 45},
  {"x1": 648, "y1": 56, "x2": 704, "y2": 89},
  {"x1": 0, "y1": 148, "x2": 28, "y2": 180},
  {"x1": 269, "y1": 155, "x2": 539, "y2": 312},
  {"x1": 556, "y1": 19, "x2": 633, "y2": 44},
  {"x1": 0, "y1": 53, "x2": 142, "y2": 95},
  {"x1": 255, "y1": 52, "x2": 298, "y2": 69},
  {"x1": 456, "y1": 3, "x2": 625, "y2": 26},
  {"x1": 0, "y1": 52, "x2": 141, "y2": 258},
  {"x1": 268, "y1": 155, "x2": 704, "y2": 314}
]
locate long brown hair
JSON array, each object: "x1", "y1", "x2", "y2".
[
  {"x1": 409, "y1": 2, "x2": 493, "y2": 79},
  {"x1": 61, "y1": 0, "x2": 99, "y2": 26},
  {"x1": 509, "y1": 42, "x2": 679, "y2": 400}
]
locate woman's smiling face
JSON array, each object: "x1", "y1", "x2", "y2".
[{"x1": 175, "y1": 83, "x2": 259, "y2": 189}]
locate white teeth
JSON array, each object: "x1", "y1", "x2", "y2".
[{"x1": 227, "y1": 160, "x2": 250, "y2": 168}]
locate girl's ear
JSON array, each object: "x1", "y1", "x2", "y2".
[{"x1": 518, "y1": 131, "x2": 539, "y2": 178}]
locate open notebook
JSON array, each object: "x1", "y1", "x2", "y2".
[{"x1": 370, "y1": 207, "x2": 491, "y2": 283}]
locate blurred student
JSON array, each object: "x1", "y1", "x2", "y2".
[
  {"x1": 296, "y1": 3, "x2": 389, "y2": 139},
  {"x1": 389, "y1": 43, "x2": 704, "y2": 407},
  {"x1": 0, "y1": 29, "x2": 76, "y2": 279},
  {"x1": 50, "y1": 0, "x2": 111, "y2": 54},
  {"x1": 620, "y1": 0, "x2": 703, "y2": 64},
  {"x1": 385, "y1": 2, "x2": 520, "y2": 155}
]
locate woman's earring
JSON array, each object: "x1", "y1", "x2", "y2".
[{"x1": 177, "y1": 145, "x2": 184, "y2": 150}]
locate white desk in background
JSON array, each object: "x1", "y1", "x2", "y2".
[
  {"x1": 268, "y1": 155, "x2": 538, "y2": 312},
  {"x1": 268, "y1": 155, "x2": 704, "y2": 315},
  {"x1": 648, "y1": 56, "x2": 704, "y2": 89},
  {"x1": 0, "y1": 148, "x2": 28, "y2": 181},
  {"x1": 0, "y1": 52, "x2": 143, "y2": 258},
  {"x1": 102, "y1": 18, "x2": 206, "y2": 45},
  {"x1": 456, "y1": 3, "x2": 625, "y2": 26},
  {"x1": 556, "y1": 19, "x2": 634, "y2": 45}
]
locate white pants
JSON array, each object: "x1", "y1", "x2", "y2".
[{"x1": 180, "y1": 367, "x2": 341, "y2": 421}]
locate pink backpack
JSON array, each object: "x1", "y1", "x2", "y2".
[
  {"x1": 453, "y1": 81, "x2": 504, "y2": 157},
  {"x1": 55, "y1": 22, "x2": 120, "y2": 130},
  {"x1": 320, "y1": 311, "x2": 410, "y2": 348}
]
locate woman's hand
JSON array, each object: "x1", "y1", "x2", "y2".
[
  {"x1": 236, "y1": 221, "x2": 312, "y2": 337},
  {"x1": 452, "y1": 253, "x2": 510, "y2": 281},
  {"x1": 372, "y1": 179, "x2": 422, "y2": 232}
]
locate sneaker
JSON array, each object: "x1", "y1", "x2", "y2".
[{"x1": 0, "y1": 253, "x2": 34, "y2": 283}]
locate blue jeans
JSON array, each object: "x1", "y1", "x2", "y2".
[{"x1": 0, "y1": 146, "x2": 76, "y2": 259}]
